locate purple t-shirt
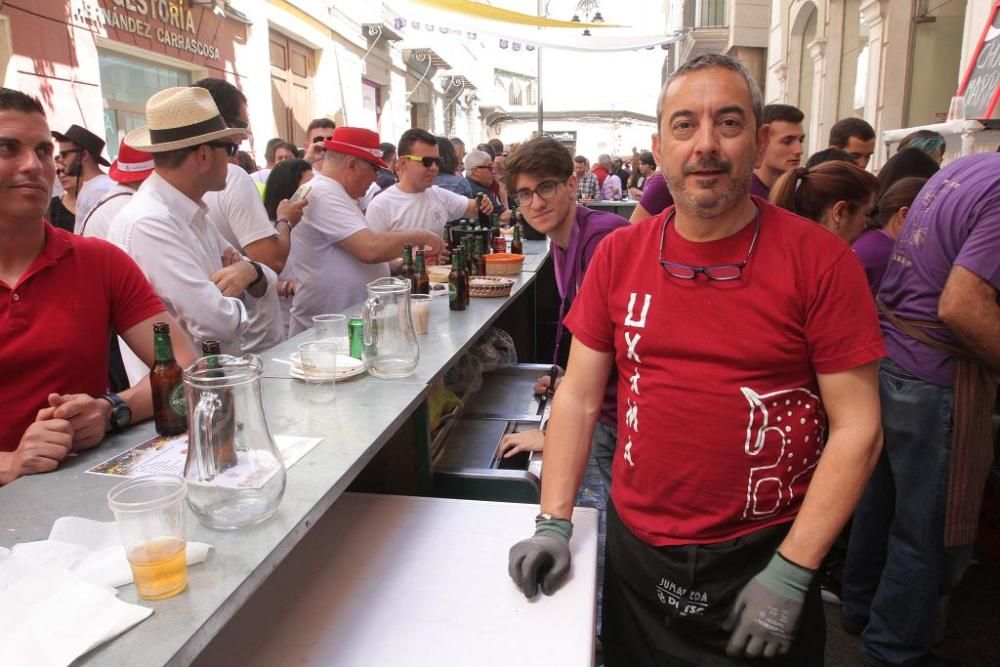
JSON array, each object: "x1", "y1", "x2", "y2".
[
  {"x1": 638, "y1": 172, "x2": 673, "y2": 218},
  {"x1": 749, "y1": 172, "x2": 770, "y2": 200},
  {"x1": 878, "y1": 153, "x2": 1000, "y2": 386},
  {"x1": 553, "y1": 206, "x2": 630, "y2": 426},
  {"x1": 852, "y1": 228, "x2": 895, "y2": 295}
]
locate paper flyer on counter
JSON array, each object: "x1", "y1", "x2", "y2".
[{"x1": 87, "y1": 433, "x2": 322, "y2": 484}]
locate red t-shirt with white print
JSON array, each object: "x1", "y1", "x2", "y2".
[{"x1": 564, "y1": 197, "x2": 885, "y2": 546}]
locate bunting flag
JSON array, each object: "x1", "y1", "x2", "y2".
[
  {"x1": 407, "y1": 0, "x2": 624, "y2": 29},
  {"x1": 390, "y1": 15, "x2": 683, "y2": 53}
]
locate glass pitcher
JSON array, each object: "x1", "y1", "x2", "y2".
[
  {"x1": 182, "y1": 354, "x2": 286, "y2": 530},
  {"x1": 362, "y1": 277, "x2": 420, "y2": 379}
]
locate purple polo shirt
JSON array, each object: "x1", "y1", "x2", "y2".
[
  {"x1": 638, "y1": 172, "x2": 673, "y2": 218},
  {"x1": 749, "y1": 172, "x2": 771, "y2": 200},
  {"x1": 553, "y1": 206, "x2": 630, "y2": 426},
  {"x1": 852, "y1": 228, "x2": 895, "y2": 295},
  {"x1": 878, "y1": 153, "x2": 1000, "y2": 387}
]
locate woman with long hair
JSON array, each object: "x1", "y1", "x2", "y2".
[
  {"x1": 264, "y1": 158, "x2": 313, "y2": 334},
  {"x1": 852, "y1": 177, "x2": 927, "y2": 295},
  {"x1": 876, "y1": 147, "x2": 939, "y2": 198},
  {"x1": 434, "y1": 136, "x2": 471, "y2": 196},
  {"x1": 769, "y1": 160, "x2": 880, "y2": 243},
  {"x1": 897, "y1": 129, "x2": 946, "y2": 164},
  {"x1": 46, "y1": 164, "x2": 79, "y2": 232}
]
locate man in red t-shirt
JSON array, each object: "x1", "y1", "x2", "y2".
[
  {"x1": 508, "y1": 55, "x2": 885, "y2": 664},
  {"x1": 0, "y1": 87, "x2": 196, "y2": 485}
]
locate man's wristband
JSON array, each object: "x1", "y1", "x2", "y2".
[{"x1": 246, "y1": 259, "x2": 265, "y2": 287}]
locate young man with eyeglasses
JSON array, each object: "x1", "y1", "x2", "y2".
[
  {"x1": 108, "y1": 86, "x2": 274, "y2": 356},
  {"x1": 365, "y1": 128, "x2": 492, "y2": 236},
  {"x1": 496, "y1": 135, "x2": 628, "y2": 490},
  {"x1": 508, "y1": 54, "x2": 885, "y2": 666}
]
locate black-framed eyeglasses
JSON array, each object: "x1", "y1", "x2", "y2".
[
  {"x1": 205, "y1": 141, "x2": 239, "y2": 157},
  {"x1": 658, "y1": 207, "x2": 760, "y2": 281},
  {"x1": 400, "y1": 154, "x2": 443, "y2": 168},
  {"x1": 513, "y1": 179, "x2": 565, "y2": 207},
  {"x1": 311, "y1": 135, "x2": 333, "y2": 143}
]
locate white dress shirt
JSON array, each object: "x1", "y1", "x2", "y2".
[
  {"x1": 286, "y1": 173, "x2": 389, "y2": 336},
  {"x1": 107, "y1": 171, "x2": 258, "y2": 352},
  {"x1": 74, "y1": 173, "x2": 114, "y2": 232},
  {"x1": 203, "y1": 164, "x2": 285, "y2": 352},
  {"x1": 80, "y1": 183, "x2": 135, "y2": 240}
]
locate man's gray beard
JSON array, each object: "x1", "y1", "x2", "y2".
[{"x1": 667, "y1": 163, "x2": 752, "y2": 219}]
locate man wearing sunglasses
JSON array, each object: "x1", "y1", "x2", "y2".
[
  {"x1": 365, "y1": 128, "x2": 492, "y2": 236},
  {"x1": 52, "y1": 124, "x2": 113, "y2": 229},
  {"x1": 108, "y1": 86, "x2": 273, "y2": 357},
  {"x1": 508, "y1": 54, "x2": 885, "y2": 666},
  {"x1": 303, "y1": 118, "x2": 336, "y2": 166}
]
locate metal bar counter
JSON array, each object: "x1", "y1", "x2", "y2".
[{"x1": 0, "y1": 241, "x2": 568, "y2": 667}]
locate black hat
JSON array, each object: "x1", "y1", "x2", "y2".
[{"x1": 51, "y1": 124, "x2": 111, "y2": 167}]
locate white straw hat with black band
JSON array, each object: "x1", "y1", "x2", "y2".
[{"x1": 125, "y1": 87, "x2": 246, "y2": 153}]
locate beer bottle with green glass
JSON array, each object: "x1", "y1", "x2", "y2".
[
  {"x1": 151, "y1": 322, "x2": 186, "y2": 436},
  {"x1": 414, "y1": 249, "x2": 430, "y2": 295},
  {"x1": 400, "y1": 243, "x2": 416, "y2": 293}
]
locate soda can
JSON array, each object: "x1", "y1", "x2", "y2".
[{"x1": 348, "y1": 317, "x2": 364, "y2": 360}]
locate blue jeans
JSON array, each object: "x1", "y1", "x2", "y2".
[
  {"x1": 841, "y1": 359, "x2": 964, "y2": 666},
  {"x1": 591, "y1": 421, "x2": 616, "y2": 493}
]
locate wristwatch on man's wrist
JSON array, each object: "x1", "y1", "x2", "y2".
[
  {"x1": 99, "y1": 393, "x2": 132, "y2": 433},
  {"x1": 246, "y1": 259, "x2": 265, "y2": 287}
]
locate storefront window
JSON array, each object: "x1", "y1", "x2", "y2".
[{"x1": 98, "y1": 51, "x2": 190, "y2": 159}]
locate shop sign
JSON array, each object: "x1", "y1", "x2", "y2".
[{"x1": 72, "y1": 0, "x2": 222, "y2": 61}]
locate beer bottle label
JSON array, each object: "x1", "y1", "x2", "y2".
[
  {"x1": 448, "y1": 282, "x2": 457, "y2": 302},
  {"x1": 169, "y1": 383, "x2": 188, "y2": 417}
]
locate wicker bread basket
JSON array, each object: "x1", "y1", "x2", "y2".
[
  {"x1": 484, "y1": 253, "x2": 525, "y2": 276},
  {"x1": 470, "y1": 276, "x2": 515, "y2": 298}
]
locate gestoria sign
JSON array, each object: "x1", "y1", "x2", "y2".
[{"x1": 72, "y1": 0, "x2": 223, "y2": 61}]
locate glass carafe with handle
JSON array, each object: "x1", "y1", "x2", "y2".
[
  {"x1": 362, "y1": 277, "x2": 420, "y2": 378},
  {"x1": 182, "y1": 354, "x2": 286, "y2": 530}
]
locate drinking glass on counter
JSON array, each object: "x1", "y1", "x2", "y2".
[
  {"x1": 298, "y1": 340, "x2": 339, "y2": 403},
  {"x1": 410, "y1": 294, "x2": 432, "y2": 334},
  {"x1": 107, "y1": 475, "x2": 188, "y2": 601},
  {"x1": 312, "y1": 313, "x2": 348, "y2": 350}
]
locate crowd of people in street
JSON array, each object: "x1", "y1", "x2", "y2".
[{"x1": 1, "y1": 48, "x2": 997, "y2": 667}]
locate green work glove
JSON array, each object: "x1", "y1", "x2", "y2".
[
  {"x1": 723, "y1": 551, "x2": 816, "y2": 659},
  {"x1": 508, "y1": 515, "x2": 573, "y2": 598}
]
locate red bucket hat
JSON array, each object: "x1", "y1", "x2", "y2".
[
  {"x1": 324, "y1": 127, "x2": 388, "y2": 169},
  {"x1": 109, "y1": 141, "x2": 155, "y2": 184}
]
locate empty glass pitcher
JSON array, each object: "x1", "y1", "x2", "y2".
[
  {"x1": 362, "y1": 277, "x2": 420, "y2": 379},
  {"x1": 182, "y1": 354, "x2": 286, "y2": 530}
]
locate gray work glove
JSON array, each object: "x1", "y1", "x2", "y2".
[
  {"x1": 723, "y1": 551, "x2": 816, "y2": 659},
  {"x1": 508, "y1": 515, "x2": 573, "y2": 598}
]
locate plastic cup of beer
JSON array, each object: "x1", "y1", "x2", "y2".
[
  {"x1": 298, "y1": 340, "x2": 338, "y2": 403},
  {"x1": 107, "y1": 475, "x2": 188, "y2": 601},
  {"x1": 410, "y1": 294, "x2": 432, "y2": 334}
]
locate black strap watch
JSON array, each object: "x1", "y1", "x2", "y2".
[
  {"x1": 246, "y1": 259, "x2": 265, "y2": 287},
  {"x1": 99, "y1": 393, "x2": 132, "y2": 433}
]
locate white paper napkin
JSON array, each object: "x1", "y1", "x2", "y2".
[{"x1": 0, "y1": 565, "x2": 151, "y2": 667}]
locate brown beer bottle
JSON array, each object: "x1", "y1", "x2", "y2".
[
  {"x1": 476, "y1": 237, "x2": 487, "y2": 276},
  {"x1": 414, "y1": 249, "x2": 430, "y2": 295},
  {"x1": 475, "y1": 193, "x2": 491, "y2": 228},
  {"x1": 400, "y1": 243, "x2": 416, "y2": 293},
  {"x1": 449, "y1": 248, "x2": 468, "y2": 311},
  {"x1": 511, "y1": 222, "x2": 523, "y2": 255},
  {"x1": 202, "y1": 340, "x2": 238, "y2": 471},
  {"x1": 151, "y1": 322, "x2": 187, "y2": 436},
  {"x1": 491, "y1": 214, "x2": 506, "y2": 253}
]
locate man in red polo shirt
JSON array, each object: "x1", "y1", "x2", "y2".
[{"x1": 0, "y1": 87, "x2": 195, "y2": 484}]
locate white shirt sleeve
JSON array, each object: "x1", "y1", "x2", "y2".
[
  {"x1": 207, "y1": 165, "x2": 277, "y2": 250},
  {"x1": 437, "y1": 187, "x2": 471, "y2": 221},
  {"x1": 364, "y1": 190, "x2": 393, "y2": 232},
  {"x1": 120, "y1": 214, "x2": 249, "y2": 349}
]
